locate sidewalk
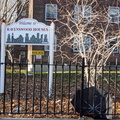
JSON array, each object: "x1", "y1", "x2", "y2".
[
  {"x1": 0, "y1": 118, "x2": 120, "y2": 120},
  {"x1": 0, "y1": 119, "x2": 77, "y2": 120}
]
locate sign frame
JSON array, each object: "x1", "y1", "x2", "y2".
[
  {"x1": 5, "y1": 18, "x2": 51, "y2": 45},
  {"x1": 0, "y1": 18, "x2": 55, "y2": 96}
]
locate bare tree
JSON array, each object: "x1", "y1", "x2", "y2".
[
  {"x1": 0, "y1": 0, "x2": 28, "y2": 60},
  {"x1": 56, "y1": 0, "x2": 120, "y2": 86},
  {"x1": 0, "y1": 0, "x2": 28, "y2": 24}
]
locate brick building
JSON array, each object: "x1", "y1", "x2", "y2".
[{"x1": 14, "y1": 0, "x2": 120, "y2": 64}]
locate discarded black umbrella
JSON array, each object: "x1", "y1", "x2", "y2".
[{"x1": 71, "y1": 87, "x2": 112, "y2": 119}]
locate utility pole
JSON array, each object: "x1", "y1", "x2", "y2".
[{"x1": 28, "y1": 0, "x2": 33, "y2": 64}]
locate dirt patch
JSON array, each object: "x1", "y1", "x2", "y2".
[{"x1": 0, "y1": 74, "x2": 120, "y2": 119}]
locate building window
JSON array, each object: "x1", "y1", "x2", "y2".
[
  {"x1": 20, "y1": 0, "x2": 27, "y2": 16},
  {"x1": 73, "y1": 35, "x2": 91, "y2": 52},
  {"x1": 20, "y1": 51, "x2": 25, "y2": 58},
  {"x1": 44, "y1": 35, "x2": 57, "y2": 51},
  {"x1": 74, "y1": 5, "x2": 92, "y2": 22},
  {"x1": 21, "y1": 45, "x2": 25, "y2": 47},
  {"x1": 45, "y1": 4, "x2": 57, "y2": 21},
  {"x1": 21, "y1": 10, "x2": 26, "y2": 16},
  {"x1": 108, "y1": 7, "x2": 120, "y2": 23},
  {"x1": 21, "y1": 0, "x2": 26, "y2": 2},
  {"x1": 108, "y1": 36, "x2": 118, "y2": 53}
]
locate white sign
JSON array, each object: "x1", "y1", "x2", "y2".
[
  {"x1": 1, "y1": 18, "x2": 55, "y2": 96},
  {"x1": 5, "y1": 18, "x2": 50, "y2": 45}
]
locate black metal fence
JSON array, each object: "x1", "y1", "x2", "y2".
[{"x1": 0, "y1": 58, "x2": 120, "y2": 119}]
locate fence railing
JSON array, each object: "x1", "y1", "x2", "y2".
[{"x1": 0, "y1": 59, "x2": 120, "y2": 119}]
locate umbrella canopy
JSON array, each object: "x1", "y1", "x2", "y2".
[{"x1": 71, "y1": 87, "x2": 112, "y2": 119}]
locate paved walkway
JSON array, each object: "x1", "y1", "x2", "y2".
[
  {"x1": 0, "y1": 118, "x2": 120, "y2": 120},
  {"x1": 0, "y1": 119, "x2": 77, "y2": 120},
  {"x1": 0, "y1": 119, "x2": 74, "y2": 120}
]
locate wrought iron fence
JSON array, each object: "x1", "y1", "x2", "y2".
[{"x1": 0, "y1": 58, "x2": 120, "y2": 119}]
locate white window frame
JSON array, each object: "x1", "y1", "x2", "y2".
[
  {"x1": 108, "y1": 6, "x2": 120, "y2": 23},
  {"x1": 73, "y1": 35, "x2": 91, "y2": 52},
  {"x1": 44, "y1": 35, "x2": 57, "y2": 51},
  {"x1": 108, "y1": 36, "x2": 118, "y2": 53},
  {"x1": 74, "y1": 5, "x2": 92, "y2": 23},
  {"x1": 45, "y1": 4, "x2": 57, "y2": 21}
]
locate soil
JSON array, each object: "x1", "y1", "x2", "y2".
[{"x1": 0, "y1": 74, "x2": 120, "y2": 119}]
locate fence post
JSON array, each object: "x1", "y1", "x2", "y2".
[{"x1": 80, "y1": 58, "x2": 85, "y2": 118}]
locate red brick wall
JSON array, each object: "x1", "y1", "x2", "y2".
[{"x1": 15, "y1": 0, "x2": 120, "y2": 64}]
